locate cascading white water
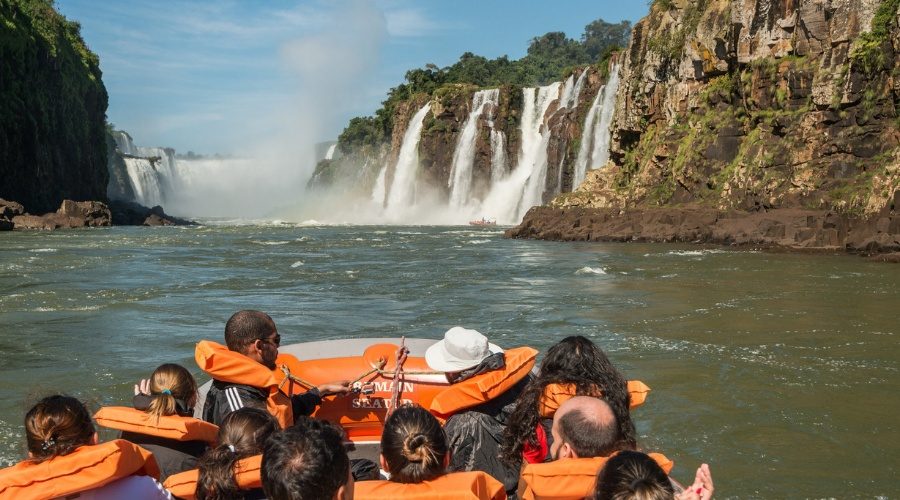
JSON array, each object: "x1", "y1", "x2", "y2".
[
  {"x1": 589, "y1": 64, "x2": 620, "y2": 175},
  {"x1": 325, "y1": 144, "x2": 337, "y2": 160},
  {"x1": 385, "y1": 102, "x2": 432, "y2": 210},
  {"x1": 490, "y1": 130, "x2": 507, "y2": 184},
  {"x1": 479, "y1": 83, "x2": 561, "y2": 224},
  {"x1": 371, "y1": 165, "x2": 387, "y2": 207},
  {"x1": 557, "y1": 75, "x2": 576, "y2": 111},
  {"x1": 123, "y1": 157, "x2": 163, "y2": 207},
  {"x1": 448, "y1": 89, "x2": 499, "y2": 208},
  {"x1": 572, "y1": 63, "x2": 621, "y2": 188},
  {"x1": 570, "y1": 69, "x2": 589, "y2": 108}
]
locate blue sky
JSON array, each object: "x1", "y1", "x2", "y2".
[{"x1": 57, "y1": 0, "x2": 650, "y2": 155}]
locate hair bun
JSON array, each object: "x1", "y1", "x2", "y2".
[{"x1": 403, "y1": 434, "x2": 428, "y2": 462}]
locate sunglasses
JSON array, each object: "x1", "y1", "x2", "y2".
[{"x1": 258, "y1": 334, "x2": 281, "y2": 346}]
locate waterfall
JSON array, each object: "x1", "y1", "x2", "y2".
[
  {"x1": 448, "y1": 89, "x2": 500, "y2": 208},
  {"x1": 490, "y1": 130, "x2": 507, "y2": 184},
  {"x1": 325, "y1": 144, "x2": 337, "y2": 160},
  {"x1": 557, "y1": 75, "x2": 576, "y2": 111},
  {"x1": 123, "y1": 157, "x2": 163, "y2": 207},
  {"x1": 480, "y1": 83, "x2": 560, "y2": 224},
  {"x1": 385, "y1": 102, "x2": 432, "y2": 209},
  {"x1": 589, "y1": 64, "x2": 620, "y2": 174},
  {"x1": 571, "y1": 69, "x2": 589, "y2": 108},
  {"x1": 572, "y1": 63, "x2": 621, "y2": 187},
  {"x1": 371, "y1": 165, "x2": 387, "y2": 207}
]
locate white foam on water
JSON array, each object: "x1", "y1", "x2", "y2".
[
  {"x1": 575, "y1": 266, "x2": 607, "y2": 275},
  {"x1": 29, "y1": 248, "x2": 57, "y2": 253},
  {"x1": 468, "y1": 239, "x2": 491, "y2": 245},
  {"x1": 290, "y1": 261, "x2": 304, "y2": 268},
  {"x1": 251, "y1": 240, "x2": 290, "y2": 246}
]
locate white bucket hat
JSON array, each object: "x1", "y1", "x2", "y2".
[{"x1": 425, "y1": 326, "x2": 504, "y2": 372}]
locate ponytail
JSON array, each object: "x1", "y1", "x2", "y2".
[
  {"x1": 144, "y1": 363, "x2": 198, "y2": 423},
  {"x1": 196, "y1": 408, "x2": 278, "y2": 499}
]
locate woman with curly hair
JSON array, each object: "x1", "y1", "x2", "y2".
[{"x1": 501, "y1": 336, "x2": 636, "y2": 465}]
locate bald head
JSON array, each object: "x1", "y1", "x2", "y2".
[{"x1": 551, "y1": 396, "x2": 622, "y2": 459}]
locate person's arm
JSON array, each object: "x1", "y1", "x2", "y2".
[
  {"x1": 132, "y1": 394, "x2": 153, "y2": 411},
  {"x1": 291, "y1": 388, "x2": 322, "y2": 417}
]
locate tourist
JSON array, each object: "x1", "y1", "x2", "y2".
[
  {"x1": 261, "y1": 416, "x2": 353, "y2": 500},
  {"x1": 162, "y1": 407, "x2": 279, "y2": 499},
  {"x1": 94, "y1": 363, "x2": 213, "y2": 481},
  {"x1": 502, "y1": 336, "x2": 637, "y2": 466},
  {"x1": 424, "y1": 326, "x2": 538, "y2": 496},
  {"x1": 353, "y1": 404, "x2": 505, "y2": 499},
  {"x1": 517, "y1": 397, "x2": 672, "y2": 500},
  {"x1": 592, "y1": 451, "x2": 713, "y2": 500},
  {"x1": 199, "y1": 310, "x2": 351, "y2": 427},
  {"x1": 0, "y1": 395, "x2": 168, "y2": 499}
]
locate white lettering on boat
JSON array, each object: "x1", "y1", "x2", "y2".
[
  {"x1": 351, "y1": 398, "x2": 414, "y2": 409},
  {"x1": 352, "y1": 381, "x2": 415, "y2": 393}
]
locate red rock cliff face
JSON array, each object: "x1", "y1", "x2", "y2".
[{"x1": 558, "y1": 0, "x2": 898, "y2": 218}]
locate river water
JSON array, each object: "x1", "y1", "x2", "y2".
[{"x1": 0, "y1": 224, "x2": 897, "y2": 497}]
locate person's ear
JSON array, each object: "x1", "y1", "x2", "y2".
[
  {"x1": 334, "y1": 484, "x2": 345, "y2": 500},
  {"x1": 443, "y1": 451, "x2": 450, "y2": 468},
  {"x1": 91, "y1": 432, "x2": 99, "y2": 445},
  {"x1": 560, "y1": 442, "x2": 575, "y2": 459},
  {"x1": 379, "y1": 453, "x2": 388, "y2": 471}
]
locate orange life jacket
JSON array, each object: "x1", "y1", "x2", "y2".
[
  {"x1": 163, "y1": 453, "x2": 262, "y2": 500},
  {"x1": 538, "y1": 380, "x2": 651, "y2": 418},
  {"x1": 0, "y1": 439, "x2": 160, "y2": 500},
  {"x1": 429, "y1": 347, "x2": 538, "y2": 418},
  {"x1": 195, "y1": 340, "x2": 294, "y2": 428},
  {"x1": 354, "y1": 471, "x2": 507, "y2": 500},
  {"x1": 275, "y1": 343, "x2": 451, "y2": 442},
  {"x1": 94, "y1": 406, "x2": 219, "y2": 445},
  {"x1": 517, "y1": 452, "x2": 673, "y2": 500}
]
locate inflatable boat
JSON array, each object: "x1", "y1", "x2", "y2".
[{"x1": 196, "y1": 338, "x2": 481, "y2": 461}]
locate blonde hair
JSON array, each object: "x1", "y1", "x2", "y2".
[{"x1": 145, "y1": 363, "x2": 198, "y2": 423}]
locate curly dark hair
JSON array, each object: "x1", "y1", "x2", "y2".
[{"x1": 500, "y1": 336, "x2": 636, "y2": 465}]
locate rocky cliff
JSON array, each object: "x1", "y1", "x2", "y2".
[
  {"x1": 0, "y1": 0, "x2": 109, "y2": 214},
  {"x1": 555, "y1": 0, "x2": 898, "y2": 217}
]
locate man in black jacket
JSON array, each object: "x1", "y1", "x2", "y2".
[{"x1": 202, "y1": 310, "x2": 350, "y2": 426}]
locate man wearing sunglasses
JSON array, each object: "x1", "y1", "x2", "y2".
[{"x1": 202, "y1": 310, "x2": 351, "y2": 427}]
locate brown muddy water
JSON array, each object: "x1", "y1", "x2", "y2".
[{"x1": 0, "y1": 224, "x2": 897, "y2": 497}]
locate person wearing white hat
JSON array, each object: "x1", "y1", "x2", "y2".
[
  {"x1": 425, "y1": 326, "x2": 504, "y2": 377},
  {"x1": 425, "y1": 326, "x2": 532, "y2": 498}
]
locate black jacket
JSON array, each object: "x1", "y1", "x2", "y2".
[
  {"x1": 202, "y1": 379, "x2": 322, "y2": 427},
  {"x1": 444, "y1": 375, "x2": 532, "y2": 499}
]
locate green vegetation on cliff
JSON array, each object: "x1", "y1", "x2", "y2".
[
  {"x1": 0, "y1": 0, "x2": 108, "y2": 213},
  {"x1": 337, "y1": 18, "x2": 630, "y2": 154}
]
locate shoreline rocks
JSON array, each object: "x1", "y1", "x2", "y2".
[
  {"x1": 0, "y1": 198, "x2": 193, "y2": 230},
  {"x1": 505, "y1": 206, "x2": 900, "y2": 257}
]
